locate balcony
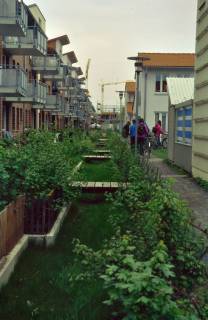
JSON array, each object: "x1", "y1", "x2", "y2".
[
  {"x1": 44, "y1": 95, "x2": 63, "y2": 111},
  {"x1": 4, "y1": 26, "x2": 47, "y2": 56},
  {"x1": 32, "y1": 55, "x2": 60, "y2": 75},
  {"x1": 0, "y1": 66, "x2": 27, "y2": 97},
  {"x1": 0, "y1": 0, "x2": 28, "y2": 36},
  {"x1": 43, "y1": 66, "x2": 68, "y2": 81},
  {"x1": 5, "y1": 80, "x2": 48, "y2": 104},
  {"x1": 57, "y1": 76, "x2": 74, "y2": 91}
]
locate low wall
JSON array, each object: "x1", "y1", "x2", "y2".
[
  {"x1": 174, "y1": 143, "x2": 192, "y2": 173},
  {"x1": 0, "y1": 196, "x2": 25, "y2": 260}
]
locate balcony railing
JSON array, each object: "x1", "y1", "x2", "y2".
[
  {"x1": 43, "y1": 66, "x2": 68, "y2": 81},
  {"x1": 0, "y1": 66, "x2": 27, "y2": 96},
  {"x1": 4, "y1": 26, "x2": 47, "y2": 56},
  {"x1": 5, "y1": 80, "x2": 48, "y2": 104},
  {"x1": 45, "y1": 94, "x2": 62, "y2": 111},
  {"x1": 32, "y1": 55, "x2": 60, "y2": 74},
  {"x1": 0, "y1": 0, "x2": 28, "y2": 36}
]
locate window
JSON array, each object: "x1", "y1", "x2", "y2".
[
  {"x1": 155, "y1": 74, "x2": 161, "y2": 92},
  {"x1": 155, "y1": 74, "x2": 168, "y2": 93},
  {"x1": 12, "y1": 107, "x2": 15, "y2": 130},
  {"x1": 176, "y1": 106, "x2": 192, "y2": 145},
  {"x1": 16, "y1": 108, "x2": 20, "y2": 130},
  {"x1": 162, "y1": 75, "x2": 167, "y2": 92},
  {"x1": 155, "y1": 112, "x2": 160, "y2": 123}
]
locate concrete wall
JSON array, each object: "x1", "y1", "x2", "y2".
[
  {"x1": 139, "y1": 68, "x2": 194, "y2": 130},
  {"x1": 193, "y1": 0, "x2": 208, "y2": 180},
  {"x1": 174, "y1": 143, "x2": 192, "y2": 173}
]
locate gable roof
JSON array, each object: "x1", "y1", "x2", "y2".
[
  {"x1": 48, "y1": 35, "x2": 70, "y2": 46},
  {"x1": 63, "y1": 51, "x2": 78, "y2": 64},
  {"x1": 167, "y1": 77, "x2": 194, "y2": 105},
  {"x1": 76, "y1": 67, "x2": 83, "y2": 76},
  {"x1": 125, "y1": 81, "x2": 136, "y2": 93},
  {"x1": 138, "y1": 53, "x2": 195, "y2": 68}
]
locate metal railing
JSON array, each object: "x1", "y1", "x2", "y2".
[
  {"x1": 4, "y1": 26, "x2": 47, "y2": 55},
  {"x1": 27, "y1": 81, "x2": 47, "y2": 104},
  {"x1": 43, "y1": 65, "x2": 67, "y2": 80},
  {"x1": 0, "y1": 0, "x2": 28, "y2": 35},
  {"x1": 0, "y1": 65, "x2": 27, "y2": 96},
  {"x1": 32, "y1": 55, "x2": 60, "y2": 72}
]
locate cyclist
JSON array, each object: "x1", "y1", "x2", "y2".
[
  {"x1": 153, "y1": 120, "x2": 164, "y2": 147},
  {"x1": 137, "y1": 118, "x2": 149, "y2": 155}
]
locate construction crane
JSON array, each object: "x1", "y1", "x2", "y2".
[
  {"x1": 85, "y1": 58, "x2": 91, "y2": 89},
  {"x1": 100, "y1": 81, "x2": 130, "y2": 112}
]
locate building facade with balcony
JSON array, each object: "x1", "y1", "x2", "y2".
[
  {"x1": 136, "y1": 53, "x2": 195, "y2": 131},
  {"x1": 0, "y1": 1, "x2": 94, "y2": 137}
]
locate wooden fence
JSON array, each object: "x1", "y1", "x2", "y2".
[
  {"x1": 24, "y1": 190, "x2": 61, "y2": 235},
  {"x1": 0, "y1": 196, "x2": 25, "y2": 260}
]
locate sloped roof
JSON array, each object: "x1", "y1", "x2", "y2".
[
  {"x1": 76, "y1": 67, "x2": 83, "y2": 76},
  {"x1": 125, "y1": 81, "x2": 136, "y2": 93},
  {"x1": 63, "y1": 51, "x2": 78, "y2": 64},
  {"x1": 167, "y1": 77, "x2": 195, "y2": 106},
  {"x1": 138, "y1": 53, "x2": 195, "y2": 68},
  {"x1": 48, "y1": 35, "x2": 70, "y2": 46}
]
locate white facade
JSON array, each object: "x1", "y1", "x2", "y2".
[
  {"x1": 193, "y1": 0, "x2": 208, "y2": 180},
  {"x1": 138, "y1": 67, "x2": 194, "y2": 131}
]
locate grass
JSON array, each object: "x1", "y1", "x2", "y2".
[
  {"x1": 152, "y1": 148, "x2": 168, "y2": 160},
  {"x1": 81, "y1": 160, "x2": 120, "y2": 182},
  {"x1": 0, "y1": 195, "x2": 119, "y2": 320}
]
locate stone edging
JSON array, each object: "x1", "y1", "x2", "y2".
[{"x1": 0, "y1": 205, "x2": 71, "y2": 290}]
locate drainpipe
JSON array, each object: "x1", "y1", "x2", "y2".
[{"x1": 144, "y1": 71, "x2": 147, "y2": 122}]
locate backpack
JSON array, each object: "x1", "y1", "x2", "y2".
[
  {"x1": 138, "y1": 123, "x2": 145, "y2": 136},
  {"x1": 152, "y1": 126, "x2": 157, "y2": 134}
]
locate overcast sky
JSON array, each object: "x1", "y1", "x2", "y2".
[{"x1": 26, "y1": 0, "x2": 197, "y2": 107}]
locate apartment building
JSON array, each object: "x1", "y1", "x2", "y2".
[
  {"x1": 124, "y1": 81, "x2": 135, "y2": 123},
  {"x1": 0, "y1": 0, "x2": 94, "y2": 137},
  {"x1": 193, "y1": 0, "x2": 208, "y2": 180},
  {"x1": 137, "y1": 53, "x2": 195, "y2": 131}
]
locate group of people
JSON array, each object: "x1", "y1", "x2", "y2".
[{"x1": 122, "y1": 118, "x2": 164, "y2": 155}]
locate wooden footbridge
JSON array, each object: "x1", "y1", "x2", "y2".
[{"x1": 69, "y1": 181, "x2": 129, "y2": 193}]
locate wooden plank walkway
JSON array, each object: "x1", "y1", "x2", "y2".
[
  {"x1": 69, "y1": 181, "x2": 129, "y2": 193},
  {"x1": 98, "y1": 139, "x2": 108, "y2": 142},
  {"x1": 83, "y1": 155, "x2": 112, "y2": 162},
  {"x1": 93, "y1": 150, "x2": 111, "y2": 155}
]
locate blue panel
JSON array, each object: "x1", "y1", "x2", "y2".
[
  {"x1": 177, "y1": 120, "x2": 184, "y2": 127},
  {"x1": 177, "y1": 131, "x2": 183, "y2": 137},
  {"x1": 177, "y1": 110, "x2": 183, "y2": 117},
  {"x1": 185, "y1": 120, "x2": 192, "y2": 128},
  {"x1": 185, "y1": 108, "x2": 192, "y2": 116},
  {"x1": 185, "y1": 131, "x2": 192, "y2": 139}
]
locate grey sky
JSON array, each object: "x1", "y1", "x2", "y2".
[{"x1": 26, "y1": 0, "x2": 197, "y2": 107}]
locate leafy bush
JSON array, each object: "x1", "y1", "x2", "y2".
[
  {"x1": 57, "y1": 132, "x2": 208, "y2": 319},
  {"x1": 0, "y1": 130, "x2": 90, "y2": 211}
]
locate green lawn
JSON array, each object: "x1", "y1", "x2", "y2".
[
  {"x1": 81, "y1": 160, "x2": 120, "y2": 182},
  {"x1": 152, "y1": 148, "x2": 168, "y2": 160},
  {"x1": 0, "y1": 196, "x2": 119, "y2": 320}
]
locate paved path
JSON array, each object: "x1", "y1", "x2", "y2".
[{"x1": 149, "y1": 157, "x2": 208, "y2": 228}]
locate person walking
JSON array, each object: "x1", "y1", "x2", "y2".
[
  {"x1": 122, "y1": 121, "x2": 130, "y2": 138},
  {"x1": 129, "y1": 119, "x2": 136, "y2": 148},
  {"x1": 137, "y1": 118, "x2": 149, "y2": 155},
  {"x1": 153, "y1": 120, "x2": 164, "y2": 147}
]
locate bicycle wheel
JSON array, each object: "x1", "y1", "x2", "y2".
[{"x1": 162, "y1": 138, "x2": 168, "y2": 149}]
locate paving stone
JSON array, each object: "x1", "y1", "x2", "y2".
[{"x1": 150, "y1": 157, "x2": 208, "y2": 227}]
